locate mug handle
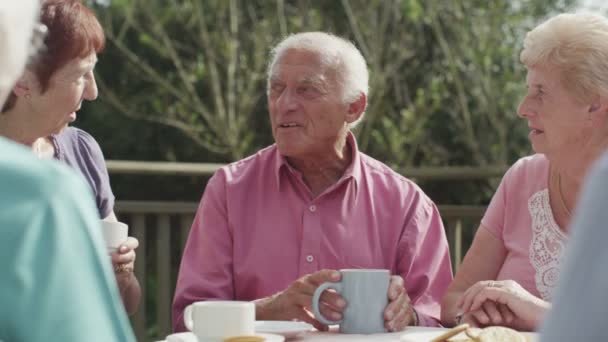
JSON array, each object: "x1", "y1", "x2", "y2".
[
  {"x1": 183, "y1": 304, "x2": 194, "y2": 331},
  {"x1": 312, "y1": 281, "x2": 344, "y2": 325}
]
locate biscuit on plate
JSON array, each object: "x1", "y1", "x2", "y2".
[
  {"x1": 476, "y1": 326, "x2": 527, "y2": 342},
  {"x1": 430, "y1": 324, "x2": 470, "y2": 342}
]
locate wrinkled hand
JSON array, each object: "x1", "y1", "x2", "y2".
[
  {"x1": 111, "y1": 237, "x2": 138, "y2": 275},
  {"x1": 458, "y1": 302, "x2": 515, "y2": 328},
  {"x1": 458, "y1": 280, "x2": 549, "y2": 331},
  {"x1": 255, "y1": 269, "x2": 346, "y2": 331},
  {"x1": 384, "y1": 275, "x2": 416, "y2": 332}
]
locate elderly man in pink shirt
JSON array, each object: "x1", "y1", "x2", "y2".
[{"x1": 173, "y1": 32, "x2": 453, "y2": 332}]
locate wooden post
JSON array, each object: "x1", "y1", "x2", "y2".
[
  {"x1": 130, "y1": 214, "x2": 147, "y2": 341},
  {"x1": 157, "y1": 214, "x2": 172, "y2": 338},
  {"x1": 453, "y1": 219, "x2": 463, "y2": 272},
  {"x1": 179, "y1": 214, "x2": 194, "y2": 255}
]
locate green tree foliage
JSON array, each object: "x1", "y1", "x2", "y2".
[{"x1": 84, "y1": 0, "x2": 576, "y2": 202}]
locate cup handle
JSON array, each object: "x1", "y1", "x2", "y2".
[
  {"x1": 183, "y1": 305, "x2": 194, "y2": 331},
  {"x1": 312, "y1": 281, "x2": 343, "y2": 325}
]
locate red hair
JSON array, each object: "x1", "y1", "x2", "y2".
[{"x1": 2, "y1": 0, "x2": 105, "y2": 112}]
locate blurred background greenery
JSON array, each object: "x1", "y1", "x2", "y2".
[{"x1": 79, "y1": 0, "x2": 589, "y2": 206}]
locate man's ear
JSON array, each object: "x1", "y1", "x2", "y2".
[{"x1": 346, "y1": 93, "x2": 367, "y2": 124}]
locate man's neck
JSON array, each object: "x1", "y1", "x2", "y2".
[{"x1": 287, "y1": 133, "x2": 353, "y2": 197}]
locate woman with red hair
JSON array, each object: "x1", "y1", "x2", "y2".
[{"x1": 0, "y1": 0, "x2": 140, "y2": 315}]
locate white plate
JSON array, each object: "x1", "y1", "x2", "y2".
[
  {"x1": 256, "y1": 333, "x2": 286, "y2": 342},
  {"x1": 400, "y1": 327, "x2": 538, "y2": 342},
  {"x1": 165, "y1": 332, "x2": 198, "y2": 342},
  {"x1": 164, "y1": 332, "x2": 285, "y2": 342},
  {"x1": 255, "y1": 321, "x2": 313, "y2": 339},
  {"x1": 400, "y1": 327, "x2": 453, "y2": 342}
]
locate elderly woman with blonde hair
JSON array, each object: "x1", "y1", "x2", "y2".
[{"x1": 441, "y1": 13, "x2": 608, "y2": 331}]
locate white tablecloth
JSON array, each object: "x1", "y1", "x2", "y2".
[
  {"x1": 296, "y1": 327, "x2": 538, "y2": 341},
  {"x1": 160, "y1": 327, "x2": 538, "y2": 341}
]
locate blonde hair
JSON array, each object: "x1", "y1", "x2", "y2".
[
  {"x1": 267, "y1": 32, "x2": 369, "y2": 128},
  {"x1": 0, "y1": 0, "x2": 39, "y2": 104},
  {"x1": 521, "y1": 13, "x2": 608, "y2": 102}
]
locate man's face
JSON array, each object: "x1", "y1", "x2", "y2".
[{"x1": 267, "y1": 49, "x2": 350, "y2": 159}]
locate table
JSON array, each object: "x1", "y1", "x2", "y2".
[
  {"x1": 294, "y1": 327, "x2": 538, "y2": 341},
  {"x1": 294, "y1": 327, "x2": 429, "y2": 341},
  {"x1": 160, "y1": 327, "x2": 539, "y2": 341}
]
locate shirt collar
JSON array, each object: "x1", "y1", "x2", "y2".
[{"x1": 273, "y1": 131, "x2": 362, "y2": 193}]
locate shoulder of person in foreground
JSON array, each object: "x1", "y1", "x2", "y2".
[
  {"x1": 539, "y1": 151, "x2": 608, "y2": 342},
  {"x1": 0, "y1": 138, "x2": 135, "y2": 342}
]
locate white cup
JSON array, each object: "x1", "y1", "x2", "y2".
[
  {"x1": 165, "y1": 332, "x2": 198, "y2": 342},
  {"x1": 100, "y1": 220, "x2": 128, "y2": 253},
  {"x1": 184, "y1": 301, "x2": 255, "y2": 342}
]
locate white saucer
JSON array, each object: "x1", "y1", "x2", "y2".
[
  {"x1": 165, "y1": 332, "x2": 285, "y2": 342},
  {"x1": 255, "y1": 321, "x2": 313, "y2": 339},
  {"x1": 165, "y1": 332, "x2": 198, "y2": 342},
  {"x1": 256, "y1": 333, "x2": 286, "y2": 342}
]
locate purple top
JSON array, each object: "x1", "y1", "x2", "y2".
[{"x1": 50, "y1": 127, "x2": 115, "y2": 219}]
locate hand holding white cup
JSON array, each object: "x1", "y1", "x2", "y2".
[{"x1": 100, "y1": 220, "x2": 129, "y2": 254}]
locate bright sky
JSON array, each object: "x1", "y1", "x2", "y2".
[{"x1": 579, "y1": 0, "x2": 608, "y2": 11}]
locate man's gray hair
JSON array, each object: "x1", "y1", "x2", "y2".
[
  {"x1": 0, "y1": 0, "x2": 39, "y2": 105},
  {"x1": 267, "y1": 32, "x2": 369, "y2": 128}
]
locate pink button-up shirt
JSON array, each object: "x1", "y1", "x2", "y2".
[{"x1": 173, "y1": 134, "x2": 453, "y2": 331}]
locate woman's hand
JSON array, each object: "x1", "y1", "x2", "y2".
[
  {"x1": 458, "y1": 280, "x2": 550, "y2": 331},
  {"x1": 111, "y1": 236, "x2": 138, "y2": 275},
  {"x1": 110, "y1": 236, "x2": 141, "y2": 315},
  {"x1": 458, "y1": 302, "x2": 515, "y2": 328}
]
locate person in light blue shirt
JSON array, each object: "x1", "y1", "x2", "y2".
[
  {"x1": 0, "y1": 1, "x2": 135, "y2": 341},
  {"x1": 539, "y1": 151, "x2": 608, "y2": 341},
  {"x1": 0, "y1": 137, "x2": 136, "y2": 342}
]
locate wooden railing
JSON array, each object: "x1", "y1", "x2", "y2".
[
  {"x1": 108, "y1": 161, "x2": 499, "y2": 341},
  {"x1": 107, "y1": 160, "x2": 507, "y2": 180}
]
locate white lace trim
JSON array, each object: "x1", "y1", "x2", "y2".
[{"x1": 528, "y1": 189, "x2": 567, "y2": 301}]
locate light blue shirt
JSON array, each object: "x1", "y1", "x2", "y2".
[
  {"x1": 540, "y1": 151, "x2": 608, "y2": 340},
  {"x1": 0, "y1": 137, "x2": 135, "y2": 341}
]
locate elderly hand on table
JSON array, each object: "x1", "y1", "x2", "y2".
[
  {"x1": 384, "y1": 275, "x2": 417, "y2": 332},
  {"x1": 457, "y1": 280, "x2": 550, "y2": 331}
]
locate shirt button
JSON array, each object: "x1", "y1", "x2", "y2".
[
  {"x1": 306, "y1": 255, "x2": 314, "y2": 263},
  {"x1": 309, "y1": 205, "x2": 317, "y2": 212}
]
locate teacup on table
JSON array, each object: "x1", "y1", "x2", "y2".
[
  {"x1": 100, "y1": 220, "x2": 128, "y2": 254},
  {"x1": 312, "y1": 269, "x2": 390, "y2": 334},
  {"x1": 184, "y1": 301, "x2": 255, "y2": 342}
]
